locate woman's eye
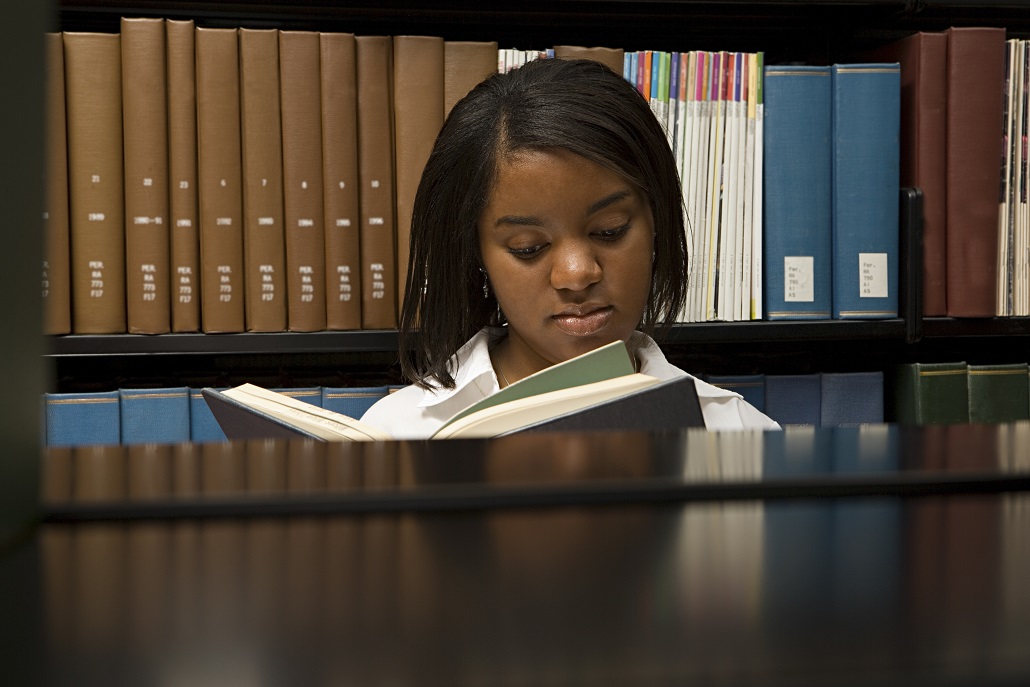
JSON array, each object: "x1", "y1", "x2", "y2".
[
  {"x1": 507, "y1": 244, "x2": 545, "y2": 259},
  {"x1": 595, "y1": 223, "x2": 631, "y2": 241}
]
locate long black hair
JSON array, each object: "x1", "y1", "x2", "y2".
[{"x1": 400, "y1": 57, "x2": 687, "y2": 389}]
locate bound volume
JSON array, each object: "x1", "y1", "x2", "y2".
[{"x1": 203, "y1": 341, "x2": 705, "y2": 440}]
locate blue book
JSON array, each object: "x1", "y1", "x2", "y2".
[
  {"x1": 763, "y1": 65, "x2": 832, "y2": 319},
  {"x1": 820, "y1": 372, "x2": 884, "y2": 426},
  {"x1": 322, "y1": 385, "x2": 389, "y2": 420},
  {"x1": 120, "y1": 387, "x2": 190, "y2": 445},
  {"x1": 831, "y1": 63, "x2": 901, "y2": 319},
  {"x1": 190, "y1": 388, "x2": 227, "y2": 443},
  {"x1": 44, "y1": 390, "x2": 120, "y2": 447},
  {"x1": 764, "y1": 374, "x2": 821, "y2": 426},
  {"x1": 705, "y1": 374, "x2": 766, "y2": 413}
]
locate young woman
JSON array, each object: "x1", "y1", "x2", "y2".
[{"x1": 361, "y1": 57, "x2": 778, "y2": 437}]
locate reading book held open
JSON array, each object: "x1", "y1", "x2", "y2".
[{"x1": 202, "y1": 340, "x2": 705, "y2": 440}]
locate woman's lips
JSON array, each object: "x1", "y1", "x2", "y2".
[{"x1": 552, "y1": 306, "x2": 613, "y2": 336}]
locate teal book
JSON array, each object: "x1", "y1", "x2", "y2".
[
  {"x1": 764, "y1": 374, "x2": 821, "y2": 426},
  {"x1": 967, "y1": 363, "x2": 1030, "y2": 423},
  {"x1": 44, "y1": 390, "x2": 120, "y2": 447},
  {"x1": 893, "y1": 362, "x2": 969, "y2": 425},
  {"x1": 322, "y1": 385, "x2": 389, "y2": 419},
  {"x1": 820, "y1": 371, "x2": 884, "y2": 426},
  {"x1": 705, "y1": 374, "x2": 766, "y2": 413},
  {"x1": 831, "y1": 63, "x2": 901, "y2": 319},
  {"x1": 763, "y1": 65, "x2": 832, "y2": 319},
  {"x1": 119, "y1": 387, "x2": 190, "y2": 445},
  {"x1": 190, "y1": 388, "x2": 227, "y2": 442}
]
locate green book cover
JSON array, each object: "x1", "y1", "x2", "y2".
[
  {"x1": 968, "y1": 363, "x2": 1030, "y2": 423},
  {"x1": 440, "y1": 340, "x2": 636, "y2": 428},
  {"x1": 894, "y1": 362, "x2": 969, "y2": 425}
]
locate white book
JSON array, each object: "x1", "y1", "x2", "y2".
[
  {"x1": 693, "y1": 52, "x2": 714, "y2": 322},
  {"x1": 705, "y1": 51, "x2": 727, "y2": 321},
  {"x1": 740, "y1": 52, "x2": 758, "y2": 321},
  {"x1": 751, "y1": 52, "x2": 765, "y2": 320},
  {"x1": 679, "y1": 52, "x2": 697, "y2": 322}
]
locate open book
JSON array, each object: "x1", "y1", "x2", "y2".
[{"x1": 202, "y1": 341, "x2": 705, "y2": 441}]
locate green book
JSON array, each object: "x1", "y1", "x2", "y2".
[
  {"x1": 894, "y1": 362, "x2": 969, "y2": 426},
  {"x1": 967, "y1": 363, "x2": 1030, "y2": 423},
  {"x1": 441, "y1": 340, "x2": 635, "y2": 426}
]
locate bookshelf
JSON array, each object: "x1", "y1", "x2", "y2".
[{"x1": 47, "y1": 0, "x2": 1030, "y2": 396}]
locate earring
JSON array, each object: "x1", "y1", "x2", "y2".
[{"x1": 480, "y1": 268, "x2": 489, "y2": 299}]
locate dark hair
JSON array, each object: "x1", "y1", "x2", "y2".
[{"x1": 399, "y1": 57, "x2": 688, "y2": 389}]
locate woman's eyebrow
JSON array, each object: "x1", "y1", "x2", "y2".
[
  {"x1": 493, "y1": 190, "x2": 633, "y2": 229},
  {"x1": 494, "y1": 214, "x2": 543, "y2": 228},
  {"x1": 587, "y1": 189, "x2": 632, "y2": 215}
]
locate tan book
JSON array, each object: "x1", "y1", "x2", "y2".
[
  {"x1": 553, "y1": 45, "x2": 625, "y2": 75},
  {"x1": 121, "y1": 17, "x2": 170, "y2": 334},
  {"x1": 320, "y1": 32, "x2": 362, "y2": 330},
  {"x1": 195, "y1": 27, "x2": 245, "y2": 333},
  {"x1": 393, "y1": 36, "x2": 444, "y2": 315},
  {"x1": 280, "y1": 30, "x2": 327, "y2": 331},
  {"x1": 63, "y1": 32, "x2": 126, "y2": 334},
  {"x1": 167, "y1": 19, "x2": 201, "y2": 332},
  {"x1": 239, "y1": 28, "x2": 287, "y2": 332},
  {"x1": 355, "y1": 35, "x2": 397, "y2": 329},
  {"x1": 43, "y1": 33, "x2": 71, "y2": 335},
  {"x1": 444, "y1": 40, "x2": 498, "y2": 117}
]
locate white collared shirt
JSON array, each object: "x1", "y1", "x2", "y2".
[{"x1": 360, "y1": 328, "x2": 780, "y2": 439}]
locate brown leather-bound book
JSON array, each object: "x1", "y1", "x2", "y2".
[
  {"x1": 280, "y1": 30, "x2": 327, "y2": 332},
  {"x1": 239, "y1": 28, "x2": 287, "y2": 332},
  {"x1": 864, "y1": 32, "x2": 948, "y2": 316},
  {"x1": 166, "y1": 19, "x2": 201, "y2": 332},
  {"x1": 43, "y1": 33, "x2": 71, "y2": 335},
  {"x1": 553, "y1": 45, "x2": 625, "y2": 75},
  {"x1": 945, "y1": 27, "x2": 1005, "y2": 317},
  {"x1": 195, "y1": 27, "x2": 245, "y2": 333},
  {"x1": 121, "y1": 17, "x2": 170, "y2": 334},
  {"x1": 355, "y1": 36, "x2": 397, "y2": 329},
  {"x1": 393, "y1": 36, "x2": 444, "y2": 315},
  {"x1": 63, "y1": 32, "x2": 126, "y2": 334},
  {"x1": 444, "y1": 40, "x2": 498, "y2": 117},
  {"x1": 320, "y1": 32, "x2": 363, "y2": 330}
]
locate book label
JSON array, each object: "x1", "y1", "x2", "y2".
[
  {"x1": 859, "y1": 252, "x2": 889, "y2": 298},
  {"x1": 784, "y1": 256, "x2": 814, "y2": 302}
]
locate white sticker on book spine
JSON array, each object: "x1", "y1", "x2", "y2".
[
  {"x1": 784, "y1": 256, "x2": 814, "y2": 302},
  {"x1": 859, "y1": 253, "x2": 888, "y2": 298}
]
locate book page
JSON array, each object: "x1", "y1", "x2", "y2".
[
  {"x1": 433, "y1": 373, "x2": 660, "y2": 439},
  {"x1": 222, "y1": 383, "x2": 392, "y2": 441}
]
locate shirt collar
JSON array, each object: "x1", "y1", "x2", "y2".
[{"x1": 416, "y1": 328, "x2": 501, "y2": 409}]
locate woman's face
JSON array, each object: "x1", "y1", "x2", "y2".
[{"x1": 478, "y1": 148, "x2": 655, "y2": 375}]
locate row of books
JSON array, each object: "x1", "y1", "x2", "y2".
[
  {"x1": 44, "y1": 368, "x2": 882, "y2": 447},
  {"x1": 638, "y1": 50, "x2": 768, "y2": 322},
  {"x1": 42, "y1": 385, "x2": 397, "y2": 447},
  {"x1": 867, "y1": 27, "x2": 1028, "y2": 318},
  {"x1": 41, "y1": 16, "x2": 903, "y2": 337},
  {"x1": 44, "y1": 19, "x2": 515, "y2": 336},
  {"x1": 893, "y1": 361, "x2": 1030, "y2": 425},
  {"x1": 710, "y1": 362, "x2": 1030, "y2": 428},
  {"x1": 706, "y1": 371, "x2": 886, "y2": 427},
  {"x1": 46, "y1": 18, "x2": 1025, "y2": 335}
]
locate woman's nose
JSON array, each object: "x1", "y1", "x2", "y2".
[{"x1": 549, "y1": 242, "x2": 602, "y2": 291}]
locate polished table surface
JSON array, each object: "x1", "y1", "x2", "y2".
[{"x1": 5, "y1": 424, "x2": 1030, "y2": 685}]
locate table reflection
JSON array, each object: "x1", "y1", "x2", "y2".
[
  {"x1": 36, "y1": 491, "x2": 1030, "y2": 685},
  {"x1": 41, "y1": 424, "x2": 1030, "y2": 515}
]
